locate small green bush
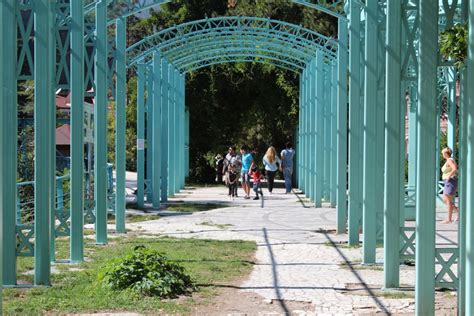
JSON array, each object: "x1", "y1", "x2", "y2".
[
  {"x1": 98, "y1": 245, "x2": 195, "y2": 298},
  {"x1": 439, "y1": 23, "x2": 467, "y2": 69}
]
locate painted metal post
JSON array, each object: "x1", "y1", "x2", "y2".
[
  {"x1": 302, "y1": 68, "x2": 308, "y2": 195},
  {"x1": 34, "y1": 0, "x2": 54, "y2": 285},
  {"x1": 49, "y1": 2, "x2": 57, "y2": 263},
  {"x1": 447, "y1": 67, "x2": 456, "y2": 156},
  {"x1": 161, "y1": 58, "x2": 169, "y2": 202},
  {"x1": 362, "y1": 0, "x2": 378, "y2": 264},
  {"x1": 323, "y1": 66, "x2": 331, "y2": 201},
  {"x1": 168, "y1": 66, "x2": 175, "y2": 196},
  {"x1": 458, "y1": 66, "x2": 467, "y2": 315},
  {"x1": 298, "y1": 77, "x2": 303, "y2": 190},
  {"x1": 384, "y1": 0, "x2": 402, "y2": 288},
  {"x1": 330, "y1": 62, "x2": 337, "y2": 207},
  {"x1": 94, "y1": 0, "x2": 108, "y2": 245},
  {"x1": 308, "y1": 64, "x2": 315, "y2": 201},
  {"x1": 348, "y1": 0, "x2": 362, "y2": 245},
  {"x1": 408, "y1": 87, "x2": 418, "y2": 189},
  {"x1": 152, "y1": 52, "x2": 161, "y2": 208},
  {"x1": 180, "y1": 86, "x2": 186, "y2": 189},
  {"x1": 137, "y1": 63, "x2": 146, "y2": 209},
  {"x1": 1, "y1": 0, "x2": 17, "y2": 287},
  {"x1": 115, "y1": 17, "x2": 127, "y2": 233},
  {"x1": 146, "y1": 67, "x2": 154, "y2": 202},
  {"x1": 465, "y1": 1, "x2": 474, "y2": 312},
  {"x1": 337, "y1": 18, "x2": 349, "y2": 234},
  {"x1": 70, "y1": 0, "x2": 85, "y2": 262},
  {"x1": 415, "y1": 0, "x2": 438, "y2": 313},
  {"x1": 315, "y1": 52, "x2": 324, "y2": 207},
  {"x1": 185, "y1": 107, "x2": 190, "y2": 178}
]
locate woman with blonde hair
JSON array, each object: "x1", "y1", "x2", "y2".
[
  {"x1": 441, "y1": 147, "x2": 459, "y2": 223},
  {"x1": 263, "y1": 146, "x2": 281, "y2": 194}
]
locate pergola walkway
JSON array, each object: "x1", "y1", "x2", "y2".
[{"x1": 124, "y1": 177, "x2": 458, "y2": 314}]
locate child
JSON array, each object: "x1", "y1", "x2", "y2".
[
  {"x1": 250, "y1": 166, "x2": 264, "y2": 200},
  {"x1": 227, "y1": 164, "x2": 239, "y2": 200}
]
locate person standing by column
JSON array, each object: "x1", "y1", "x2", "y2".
[
  {"x1": 263, "y1": 146, "x2": 281, "y2": 194},
  {"x1": 240, "y1": 145, "x2": 254, "y2": 199},
  {"x1": 440, "y1": 147, "x2": 458, "y2": 223},
  {"x1": 281, "y1": 142, "x2": 296, "y2": 194}
]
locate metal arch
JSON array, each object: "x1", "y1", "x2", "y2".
[
  {"x1": 83, "y1": 0, "x2": 347, "y2": 22},
  {"x1": 128, "y1": 35, "x2": 335, "y2": 70},
  {"x1": 165, "y1": 40, "x2": 324, "y2": 65},
  {"x1": 128, "y1": 33, "x2": 335, "y2": 68},
  {"x1": 172, "y1": 47, "x2": 308, "y2": 71},
  {"x1": 126, "y1": 17, "x2": 337, "y2": 68},
  {"x1": 126, "y1": 16, "x2": 337, "y2": 56},
  {"x1": 176, "y1": 55, "x2": 305, "y2": 74}
]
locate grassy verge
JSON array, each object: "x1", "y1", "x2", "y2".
[
  {"x1": 4, "y1": 236, "x2": 256, "y2": 315},
  {"x1": 166, "y1": 202, "x2": 228, "y2": 213}
]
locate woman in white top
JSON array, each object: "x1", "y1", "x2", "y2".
[{"x1": 262, "y1": 146, "x2": 281, "y2": 194}]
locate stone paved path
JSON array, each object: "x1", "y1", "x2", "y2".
[{"x1": 124, "y1": 176, "x2": 458, "y2": 315}]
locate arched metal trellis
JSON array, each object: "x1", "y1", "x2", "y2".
[{"x1": 1, "y1": 0, "x2": 474, "y2": 315}]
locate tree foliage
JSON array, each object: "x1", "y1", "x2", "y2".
[
  {"x1": 123, "y1": 0, "x2": 337, "y2": 182},
  {"x1": 439, "y1": 23, "x2": 468, "y2": 69}
]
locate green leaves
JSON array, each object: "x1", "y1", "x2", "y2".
[
  {"x1": 439, "y1": 23, "x2": 468, "y2": 69},
  {"x1": 99, "y1": 245, "x2": 195, "y2": 298}
]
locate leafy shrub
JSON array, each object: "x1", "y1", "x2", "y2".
[
  {"x1": 439, "y1": 23, "x2": 467, "y2": 69},
  {"x1": 98, "y1": 245, "x2": 195, "y2": 298}
]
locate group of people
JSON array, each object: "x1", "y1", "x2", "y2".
[{"x1": 215, "y1": 142, "x2": 295, "y2": 200}]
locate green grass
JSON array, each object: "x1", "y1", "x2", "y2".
[
  {"x1": 108, "y1": 213, "x2": 161, "y2": 224},
  {"x1": 166, "y1": 202, "x2": 227, "y2": 213},
  {"x1": 4, "y1": 236, "x2": 256, "y2": 315},
  {"x1": 198, "y1": 221, "x2": 234, "y2": 229}
]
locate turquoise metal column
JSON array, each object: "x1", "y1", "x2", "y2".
[
  {"x1": 136, "y1": 63, "x2": 146, "y2": 208},
  {"x1": 308, "y1": 63, "x2": 315, "y2": 201},
  {"x1": 315, "y1": 52, "x2": 324, "y2": 207},
  {"x1": 70, "y1": 0, "x2": 85, "y2": 262},
  {"x1": 94, "y1": 0, "x2": 108, "y2": 245},
  {"x1": 458, "y1": 66, "x2": 467, "y2": 314},
  {"x1": 300, "y1": 70, "x2": 305, "y2": 193},
  {"x1": 34, "y1": 0, "x2": 54, "y2": 285},
  {"x1": 175, "y1": 70, "x2": 181, "y2": 191},
  {"x1": 447, "y1": 67, "x2": 456, "y2": 156},
  {"x1": 185, "y1": 107, "x2": 190, "y2": 178},
  {"x1": 330, "y1": 62, "x2": 337, "y2": 207},
  {"x1": 362, "y1": 0, "x2": 378, "y2": 264},
  {"x1": 172, "y1": 68, "x2": 180, "y2": 192},
  {"x1": 49, "y1": 1, "x2": 57, "y2": 264},
  {"x1": 168, "y1": 66, "x2": 175, "y2": 196},
  {"x1": 180, "y1": 86, "x2": 185, "y2": 189},
  {"x1": 408, "y1": 86, "x2": 418, "y2": 189},
  {"x1": 415, "y1": 0, "x2": 438, "y2": 313},
  {"x1": 1, "y1": 0, "x2": 17, "y2": 286},
  {"x1": 302, "y1": 68, "x2": 308, "y2": 195},
  {"x1": 384, "y1": 0, "x2": 402, "y2": 288},
  {"x1": 161, "y1": 58, "x2": 169, "y2": 202},
  {"x1": 152, "y1": 52, "x2": 161, "y2": 208},
  {"x1": 115, "y1": 17, "x2": 126, "y2": 233},
  {"x1": 337, "y1": 18, "x2": 349, "y2": 234},
  {"x1": 298, "y1": 76, "x2": 303, "y2": 189},
  {"x1": 146, "y1": 67, "x2": 153, "y2": 202},
  {"x1": 348, "y1": 0, "x2": 362, "y2": 245},
  {"x1": 323, "y1": 65, "x2": 331, "y2": 201},
  {"x1": 465, "y1": 1, "x2": 474, "y2": 312}
]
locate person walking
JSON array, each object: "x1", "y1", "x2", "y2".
[
  {"x1": 215, "y1": 154, "x2": 224, "y2": 183},
  {"x1": 262, "y1": 146, "x2": 281, "y2": 194},
  {"x1": 281, "y1": 142, "x2": 295, "y2": 194},
  {"x1": 223, "y1": 146, "x2": 241, "y2": 196},
  {"x1": 240, "y1": 145, "x2": 254, "y2": 199},
  {"x1": 440, "y1": 147, "x2": 458, "y2": 223}
]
